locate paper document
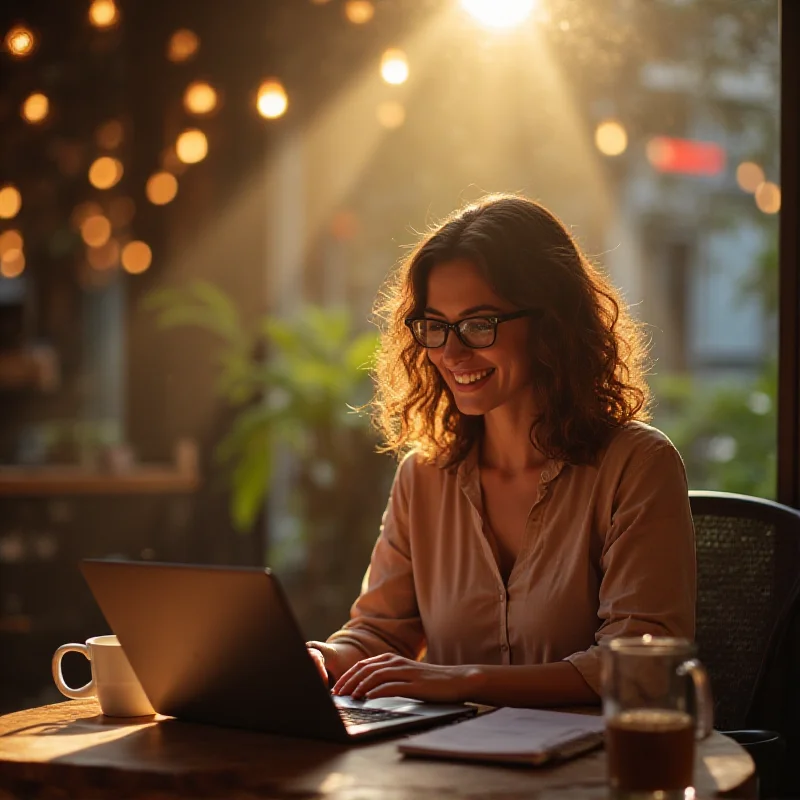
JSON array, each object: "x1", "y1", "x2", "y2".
[{"x1": 398, "y1": 707, "x2": 606, "y2": 766}]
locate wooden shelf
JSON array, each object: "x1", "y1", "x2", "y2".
[{"x1": 0, "y1": 466, "x2": 199, "y2": 496}]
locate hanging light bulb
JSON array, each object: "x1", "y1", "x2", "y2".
[
  {"x1": 175, "y1": 129, "x2": 208, "y2": 164},
  {"x1": 183, "y1": 82, "x2": 218, "y2": 115},
  {"x1": 89, "y1": 0, "x2": 119, "y2": 28},
  {"x1": 146, "y1": 172, "x2": 179, "y2": 205},
  {"x1": 5, "y1": 26, "x2": 35, "y2": 57},
  {"x1": 345, "y1": 1, "x2": 374, "y2": 24},
  {"x1": 167, "y1": 29, "x2": 199, "y2": 62},
  {"x1": 88, "y1": 156, "x2": 124, "y2": 189},
  {"x1": 121, "y1": 241, "x2": 152, "y2": 274},
  {"x1": 380, "y1": 49, "x2": 409, "y2": 85},
  {"x1": 256, "y1": 80, "x2": 288, "y2": 119},
  {"x1": 21, "y1": 92, "x2": 49, "y2": 124},
  {"x1": 0, "y1": 186, "x2": 22, "y2": 219}
]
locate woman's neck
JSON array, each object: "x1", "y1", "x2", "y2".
[{"x1": 479, "y1": 407, "x2": 547, "y2": 473}]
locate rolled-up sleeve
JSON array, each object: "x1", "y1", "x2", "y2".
[
  {"x1": 565, "y1": 443, "x2": 696, "y2": 695},
  {"x1": 326, "y1": 456, "x2": 426, "y2": 660}
]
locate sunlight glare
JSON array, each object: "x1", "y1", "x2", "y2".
[{"x1": 461, "y1": 0, "x2": 536, "y2": 29}]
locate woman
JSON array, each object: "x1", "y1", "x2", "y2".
[{"x1": 307, "y1": 194, "x2": 695, "y2": 707}]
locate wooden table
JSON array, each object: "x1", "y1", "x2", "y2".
[{"x1": 0, "y1": 700, "x2": 755, "y2": 799}]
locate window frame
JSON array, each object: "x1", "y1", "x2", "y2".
[{"x1": 778, "y1": 0, "x2": 800, "y2": 506}]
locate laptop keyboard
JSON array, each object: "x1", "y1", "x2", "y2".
[{"x1": 337, "y1": 706, "x2": 417, "y2": 727}]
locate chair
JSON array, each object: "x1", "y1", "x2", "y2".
[{"x1": 690, "y1": 490, "x2": 800, "y2": 797}]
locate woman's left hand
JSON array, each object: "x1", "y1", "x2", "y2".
[{"x1": 332, "y1": 653, "x2": 479, "y2": 702}]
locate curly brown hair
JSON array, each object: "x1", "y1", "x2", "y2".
[{"x1": 371, "y1": 194, "x2": 651, "y2": 468}]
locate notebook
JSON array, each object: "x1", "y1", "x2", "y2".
[{"x1": 398, "y1": 707, "x2": 606, "y2": 766}]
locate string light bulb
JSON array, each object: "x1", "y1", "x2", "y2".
[
  {"x1": 21, "y1": 93, "x2": 49, "y2": 124},
  {"x1": 380, "y1": 49, "x2": 409, "y2": 85},
  {"x1": 96, "y1": 119, "x2": 124, "y2": 150},
  {"x1": 0, "y1": 248, "x2": 25, "y2": 279},
  {"x1": 88, "y1": 0, "x2": 119, "y2": 28},
  {"x1": 5, "y1": 26, "x2": 35, "y2": 57},
  {"x1": 88, "y1": 157, "x2": 124, "y2": 189},
  {"x1": 344, "y1": 1, "x2": 374, "y2": 24},
  {"x1": 146, "y1": 172, "x2": 178, "y2": 205},
  {"x1": 183, "y1": 82, "x2": 218, "y2": 115},
  {"x1": 175, "y1": 129, "x2": 208, "y2": 164},
  {"x1": 0, "y1": 230, "x2": 22, "y2": 255},
  {"x1": 0, "y1": 186, "x2": 22, "y2": 219},
  {"x1": 167, "y1": 29, "x2": 199, "y2": 62},
  {"x1": 80, "y1": 215, "x2": 112, "y2": 248},
  {"x1": 256, "y1": 80, "x2": 288, "y2": 119},
  {"x1": 122, "y1": 241, "x2": 152, "y2": 274}
]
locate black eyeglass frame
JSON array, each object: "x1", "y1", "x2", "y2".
[{"x1": 404, "y1": 309, "x2": 535, "y2": 349}]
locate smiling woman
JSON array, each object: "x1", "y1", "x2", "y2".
[{"x1": 307, "y1": 194, "x2": 696, "y2": 709}]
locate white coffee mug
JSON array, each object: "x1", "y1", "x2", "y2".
[{"x1": 52, "y1": 634, "x2": 155, "y2": 717}]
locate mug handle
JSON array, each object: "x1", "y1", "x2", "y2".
[
  {"x1": 678, "y1": 658, "x2": 714, "y2": 739},
  {"x1": 52, "y1": 644, "x2": 95, "y2": 700}
]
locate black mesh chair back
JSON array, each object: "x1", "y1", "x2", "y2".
[{"x1": 690, "y1": 491, "x2": 800, "y2": 731}]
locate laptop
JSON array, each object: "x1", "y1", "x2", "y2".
[{"x1": 79, "y1": 559, "x2": 476, "y2": 742}]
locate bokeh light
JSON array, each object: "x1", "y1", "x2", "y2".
[
  {"x1": 0, "y1": 186, "x2": 22, "y2": 219},
  {"x1": 121, "y1": 241, "x2": 152, "y2": 274},
  {"x1": 376, "y1": 101, "x2": 406, "y2": 129},
  {"x1": 736, "y1": 162, "x2": 765, "y2": 194},
  {"x1": 755, "y1": 181, "x2": 781, "y2": 214},
  {"x1": 330, "y1": 210, "x2": 360, "y2": 241},
  {"x1": 80, "y1": 215, "x2": 112, "y2": 248},
  {"x1": 0, "y1": 230, "x2": 22, "y2": 256},
  {"x1": 5, "y1": 26, "x2": 35, "y2": 57},
  {"x1": 344, "y1": 1, "x2": 374, "y2": 24},
  {"x1": 87, "y1": 239, "x2": 120, "y2": 271},
  {"x1": 380, "y1": 49, "x2": 409, "y2": 85},
  {"x1": 88, "y1": 0, "x2": 119, "y2": 28},
  {"x1": 96, "y1": 119, "x2": 124, "y2": 150},
  {"x1": 146, "y1": 172, "x2": 179, "y2": 205},
  {"x1": 70, "y1": 202, "x2": 101, "y2": 230},
  {"x1": 108, "y1": 196, "x2": 136, "y2": 228},
  {"x1": 167, "y1": 29, "x2": 199, "y2": 62},
  {"x1": 257, "y1": 80, "x2": 288, "y2": 119},
  {"x1": 184, "y1": 81, "x2": 218, "y2": 115},
  {"x1": 594, "y1": 120, "x2": 628, "y2": 156},
  {"x1": 461, "y1": 0, "x2": 536, "y2": 29},
  {"x1": 175, "y1": 129, "x2": 208, "y2": 164},
  {"x1": 21, "y1": 93, "x2": 49, "y2": 124},
  {"x1": 88, "y1": 156, "x2": 124, "y2": 189},
  {"x1": 1, "y1": 248, "x2": 25, "y2": 279}
]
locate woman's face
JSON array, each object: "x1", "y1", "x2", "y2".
[{"x1": 423, "y1": 258, "x2": 534, "y2": 418}]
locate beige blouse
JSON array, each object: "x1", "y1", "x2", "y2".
[{"x1": 327, "y1": 421, "x2": 696, "y2": 695}]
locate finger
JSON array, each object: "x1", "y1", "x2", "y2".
[
  {"x1": 363, "y1": 682, "x2": 416, "y2": 700},
  {"x1": 307, "y1": 648, "x2": 328, "y2": 683},
  {"x1": 352, "y1": 666, "x2": 414, "y2": 698},
  {"x1": 333, "y1": 654, "x2": 398, "y2": 695},
  {"x1": 333, "y1": 663, "x2": 377, "y2": 696}
]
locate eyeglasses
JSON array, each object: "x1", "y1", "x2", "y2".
[{"x1": 404, "y1": 310, "x2": 534, "y2": 349}]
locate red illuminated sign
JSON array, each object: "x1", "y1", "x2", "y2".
[{"x1": 646, "y1": 137, "x2": 726, "y2": 176}]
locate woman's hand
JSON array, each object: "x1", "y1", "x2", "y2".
[
  {"x1": 332, "y1": 653, "x2": 479, "y2": 703},
  {"x1": 307, "y1": 647, "x2": 328, "y2": 683}
]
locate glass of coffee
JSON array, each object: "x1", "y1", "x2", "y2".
[{"x1": 601, "y1": 635, "x2": 714, "y2": 799}]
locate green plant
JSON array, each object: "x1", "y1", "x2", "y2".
[{"x1": 144, "y1": 281, "x2": 381, "y2": 532}]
